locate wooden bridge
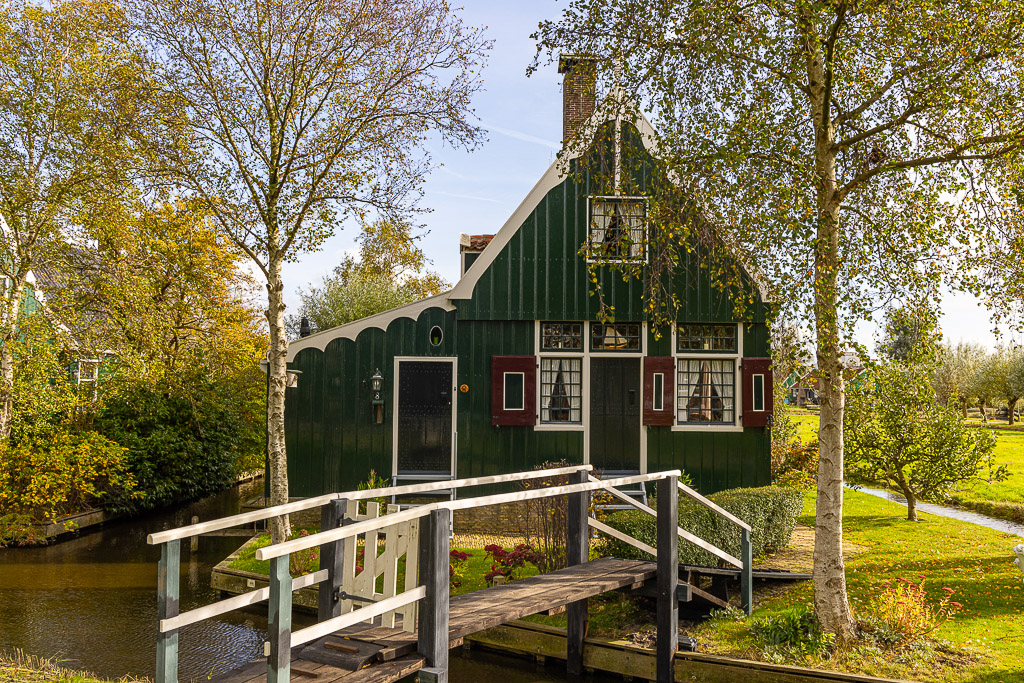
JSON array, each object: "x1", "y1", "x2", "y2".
[{"x1": 147, "y1": 466, "x2": 754, "y2": 683}]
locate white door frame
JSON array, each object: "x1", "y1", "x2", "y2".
[{"x1": 392, "y1": 356, "x2": 458, "y2": 477}]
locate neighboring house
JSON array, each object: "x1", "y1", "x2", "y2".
[
  {"x1": 282, "y1": 57, "x2": 775, "y2": 497},
  {"x1": 785, "y1": 351, "x2": 866, "y2": 407}
]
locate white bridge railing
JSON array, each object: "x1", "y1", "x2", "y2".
[{"x1": 149, "y1": 465, "x2": 753, "y2": 683}]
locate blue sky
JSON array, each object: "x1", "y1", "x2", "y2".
[{"x1": 281, "y1": 0, "x2": 1011, "y2": 352}]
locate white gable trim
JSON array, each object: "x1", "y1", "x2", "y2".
[{"x1": 285, "y1": 291, "x2": 456, "y2": 361}]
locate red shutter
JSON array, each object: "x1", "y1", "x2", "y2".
[
  {"x1": 643, "y1": 356, "x2": 675, "y2": 426},
  {"x1": 491, "y1": 356, "x2": 536, "y2": 426},
  {"x1": 742, "y1": 357, "x2": 773, "y2": 427}
]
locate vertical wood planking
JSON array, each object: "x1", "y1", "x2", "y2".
[
  {"x1": 319, "y1": 498, "x2": 346, "y2": 622},
  {"x1": 656, "y1": 475, "x2": 678, "y2": 683},
  {"x1": 566, "y1": 469, "x2": 589, "y2": 676},
  {"x1": 397, "y1": 518, "x2": 420, "y2": 632},
  {"x1": 380, "y1": 504, "x2": 402, "y2": 628},
  {"x1": 417, "y1": 508, "x2": 450, "y2": 682},
  {"x1": 155, "y1": 539, "x2": 179, "y2": 683},
  {"x1": 267, "y1": 555, "x2": 292, "y2": 683}
]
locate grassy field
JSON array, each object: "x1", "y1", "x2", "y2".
[
  {"x1": 787, "y1": 412, "x2": 1024, "y2": 520},
  {"x1": 689, "y1": 489, "x2": 1024, "y2": 683}
]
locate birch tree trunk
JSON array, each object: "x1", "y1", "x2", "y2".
[
  {"x1": 0, "y1": 273, "x2": 26, "y2": 439},
  {"x1": 266, "y1": 255, "x2": 290, "y2": 544},
  {"x1": 804, "y1": 6, "x2": 857, "y2": 638}
]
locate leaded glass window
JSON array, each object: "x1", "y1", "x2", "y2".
[
  {"x1": 590, "y1": 322, "x2": 641, "y2": 351},
  {"x1": 677, "y1": 359, "x2": 736, "y2": 424},
  {"x1": 540, "y1": 357, "x2": 583, "y2": 423},
  {"x1": 676, "y1": 324, "x2": 737, "y2": 353},
  {"x1": 589, "y1": 198, "x2": 645, "y2": 261},
  {"x1": 541, "y1": 322, "x2": 583, "y2": 351}
]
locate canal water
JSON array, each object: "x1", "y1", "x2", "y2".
[
  {"x1": 851, "y1": 485, "x2": 1024, "y2": 538},
  {"x1": 0, "y1": 481, "x2": 618, "y2": 682}
]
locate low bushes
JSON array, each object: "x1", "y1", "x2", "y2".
[
  {"x1": 0, "y1": 428, "x2": 137, "y2": 528},
  {"x1": 602, "y1": 485, "x2": 803, "y2": 566}
]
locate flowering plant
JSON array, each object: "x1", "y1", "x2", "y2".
[
  {"x1": 449, "y1": 549, "x2": 471, "y2": 588},
  {"x1": 867, "y1": 575, "x2": 962, "y2": 643},
  {"x1": 483, "y1": 543, "x2": 545, "y2": 585}
]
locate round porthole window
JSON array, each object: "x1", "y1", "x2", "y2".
[{"x1": 429, "y1": 326, "x2": 443, "y2": 346}]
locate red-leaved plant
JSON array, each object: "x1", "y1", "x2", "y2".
[
  {"x1": 483, "y1": 543, "x2": 545, "y2": 585},
  {"x1": 450, "y1": 549, "x2": 471, "y2": 588}
]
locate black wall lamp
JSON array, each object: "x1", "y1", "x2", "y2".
[{"x1": 371, "y1": 369, "x2": 384, "y2": 424}]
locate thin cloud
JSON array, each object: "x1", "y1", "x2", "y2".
[
  {"x1": 479, "y1": 119, "x2": 560, "y2": 150},
  {"x1": 434, "y1": 191, "x2": 506, "y2": 204}
]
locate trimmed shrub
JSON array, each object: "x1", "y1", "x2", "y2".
[{"x1": 603, "y1": 485, "x2": 803, "y2": 566}]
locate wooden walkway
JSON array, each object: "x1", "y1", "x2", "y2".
[{"x1": 211, "y1": 557, "x2": 657, "y2": 683}]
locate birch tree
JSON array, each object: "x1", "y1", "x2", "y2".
[
  {"x1": 535, "y1": 0, "x2": 1024, "y2": 637},
  {"x1": 131, "y1": 0, "x2": 489, "y2": 542},
  {"x1": 0, "y1": 0, "x2": 158, "y2": 439}
]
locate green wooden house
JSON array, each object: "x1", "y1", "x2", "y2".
[{"x1": 283, "y1": 58, "x2": 774, "y2": 498}]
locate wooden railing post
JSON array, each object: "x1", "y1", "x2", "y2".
[
  {"x1": 656, "y1": 475, "x2": 678, "y2": 683},
  {"x1": 267, "y1": 555, "x2": 293, "y2": 683},
  {"x1": 319, "y1": 498, "x2": 346, "y2": 622},
  {"x1": 156, "y1": 539, "x2": 180, "y2": 683},
  {"x1": 417, "y1": 507, "x2": 450, "y2": 683},
  {"x1": 741, "y1": 527, "x2": 753, "y2": 615},
  {"x1": 566, "y1": 468, "x2": 589, "y2": 676}
]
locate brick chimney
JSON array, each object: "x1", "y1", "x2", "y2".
[{"x1": 558, "y1": 54, "x2": 597, "y2": 145}]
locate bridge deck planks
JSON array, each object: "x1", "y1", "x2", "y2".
[{"x1": 210, "y1": 557, "x2": 657, "y2": 683}]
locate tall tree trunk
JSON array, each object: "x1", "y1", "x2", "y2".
[
  {"x1": 1008, "y1": 398, "x2": 1017, "y2": 425},
  {"x1": 266, "y1": 256, "x2": 291, "y2": 544},
  {"x1": 803, "y1": 7, "x2": 857, "y2": 638},
  {"x1": 0, "y1": 274, "x2": 27, "y2": 440},
  {"x1": 980, "y1": 399, "x2": 987, "y2": 422}
]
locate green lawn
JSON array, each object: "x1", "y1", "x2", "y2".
[
  {"x1": 787, "y1": 413, "x2": 1024, "y2": 521},
  {"x1": 690, "y1": 489, "x2": 1024, "y2": 682}
]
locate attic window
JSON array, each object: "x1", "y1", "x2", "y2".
[{"x1": 588, "y1": 197, "x2": 646, "y2": 262}]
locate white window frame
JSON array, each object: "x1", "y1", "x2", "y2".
[
  {"x1": 752, "y1": 373, "x2": 765, "y2": 412},
  {"x1": 503, "y1": 371, "x2": 525, "y2": 411},
  {"x1": 672, "y1": 323, "x2": 744, "y2": 433},
  {"x1": 585, "y1": 195, "x2": 648, "y2": 264},
  {"x1": 652, "y1": 372, "x2": 665, "y2": 411}
]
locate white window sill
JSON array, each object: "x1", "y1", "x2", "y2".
[
  {"x1": 534, "y1": 424, "x2": 585, "y2": 432},
  {"x1": 671, "y1": 424, "x2": 744, "y2": 433}
]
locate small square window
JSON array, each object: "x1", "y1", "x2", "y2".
[
  {"x1": 676, "y1": 324, "x2": 737, "y2": 353},
  {"x1": 541, "y1": 322, "x2": 583, "y2": 351},
  {"x1": 588, "y1": 198, "x2": 645, "y2": 262},
  {"x1": 590, "y1": 322, "x2": 641, "y2": 351}
]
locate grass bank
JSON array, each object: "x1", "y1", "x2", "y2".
[
  {"x1": 789, "y1": 413, "x2": 1024, "y2": 524},
  {"x1": 0, "y1": 650, "x2": 144, "y2": 683},
  {"x1": 689, "y1": 489, "x2": 1024, "y2": 682}
]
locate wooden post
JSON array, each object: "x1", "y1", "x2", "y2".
[
  {"x1": 417, "y1": 507, "x2": 450, "y2": 683},
  {"x1": 741, "y1": 527, "x2": 753, "y2": 615},
  {"x1": 319, "y1": 498, "x2": 346, "y2": 622},
  {"x1": 566, "y1": 469, "x2": 589, "y2": 676},
  {"x1": 189, "y1": 517, "x2": 199, "y2": 553},
  {"x1": 155, "y1": 539, "x2": 179, "y2": 683},
  {"x1": 656, "y1": 475, "x2": 678, "y2": 683},
  {"x1": 267, "y1": 555, "x2": 292, "y2": 683}
]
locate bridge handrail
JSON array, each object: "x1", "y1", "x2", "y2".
[
  {"x1": 678, "y1": 481, "x2": 751, "y2": 532},
  {"x1": 147, "y1": 464, "x2": 592, "y2": 545},
  {"x1": 255, "y1": 471, "x2": 680, "y2": 561},
  {"x1": 592, "y1": 474, "x2": 744, "y2": 568}
]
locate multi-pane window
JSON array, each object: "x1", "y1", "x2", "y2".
[
  {"x1": 541, "y1": 322, "x2": 583, "y2": 351},
  {"x1": 677, "y1": 359, "x2": 736, "y2": 424},
  {"x1": 590, "y1": 322, "x2": 641, "y2": 351},
  {"x1": 589, "y1": 198, "x2": 645, "y2": 261},
  {"x1": 540, "y1": 357, "x2": 583, "y2": 423},
  {"x1": 676, "y1": 324, "x2": 737, "y2": 353}
]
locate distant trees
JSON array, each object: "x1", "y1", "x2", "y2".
[
  {"x1": 933, "y1": 343, "x2": 1024, "y2": 424},
  {"x1": 287, "y1": 220, "x2": 448, "y2": 337}
]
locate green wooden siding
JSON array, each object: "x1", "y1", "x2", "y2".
[{"x1": 285, "y1": 124, "x2": 772, "y2": 498}]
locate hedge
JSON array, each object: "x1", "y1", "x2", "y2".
[{"x1": 602, "y1": 485, "x2": 803, "y2": 566}]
